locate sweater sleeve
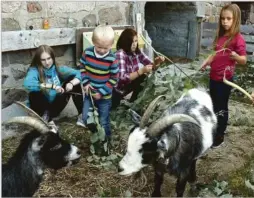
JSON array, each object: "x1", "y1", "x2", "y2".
[
  {"x1": 23, "y1": 67, "x2": 41, "y2": 92},
  {"x1": 78, "y1": 51, "x2": 90, "y2": 86},
  {"x1": 98, "y1": 59, "x2": 119, "y2": 96},
  {"x1": 57, "y1": 66, "x2": 82, "y2": 82}
]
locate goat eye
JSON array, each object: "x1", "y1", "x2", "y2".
[{"x1": 50, "y1": 144, "x2": 62, "y2": 151}]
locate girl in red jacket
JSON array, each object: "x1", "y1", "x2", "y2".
[{"x1": 201, "y1": 4, "x2": 247, "y2": 148}]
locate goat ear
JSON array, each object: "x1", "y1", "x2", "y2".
[
  {"x1": 32, "y1": 135, "x2": 47, "y2": 151},
  {"x1": 129, "y1": 109, "x2": 141, "y2": 125}
]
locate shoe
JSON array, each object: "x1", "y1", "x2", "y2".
[
  {"x1": 211, "y1": 136, "x2": 224, "y2": 149},
  {"x1": 48, "y1": 120, "x2": 58, "y2": 132},
  {"x1": 42, "y1": 110, "x2": 50, "y2": 122},
  {"x1": 76, "y1": 114, "x2": 86, "y2": 128}
]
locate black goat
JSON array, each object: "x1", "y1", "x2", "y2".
[
  {"x1": 2, "y1": 116, "x2": 81, "y2": 197},
  {"x1": 118, "y1": 88, "x2": 217, "y2": 197}
]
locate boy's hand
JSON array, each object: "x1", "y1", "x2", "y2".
[
  {"x1": 55, "y1": 86, "x2": 65, "y2": 93},
  {"x1": 83, "y1": 84, "x2": 93, "y2": 94},
  {"x1": 93, "y1": 93, "x2": 102, "y2": 100}
]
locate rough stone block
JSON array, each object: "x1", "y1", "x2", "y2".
[
  {"x1": 2, "y1": 89, "x2": 28, "y2": 109},
  {"x1": 2, "y1": 2, "x2": 21, "y2": 13},
  {"x1": 27, "y1": 2, "x2": 42, "y2": 13},
  {"x1": 205, "y1": 4, "x2": 212, "y2": 16},
  {"x1": 8, "y1": 50, "x2": 33, "y2": 65},
  {"x1": 82, "y1": 14, "x2": 97, "y2": 27},
  {"x1": 98, "y1": 7, "x2": 123, "y2": 25},
  {"x1": 11, "y1": 67, "x2": 27, "y2": 81},
  {"x1": 2, "y1": 18, "x2": 21, "y2": 32},
  {"x1": 2, "y1": 53, "x2": 9, "y2": 67},
  {"x1": 52, "y1": 45, "x2": 69, "y2": 57}
]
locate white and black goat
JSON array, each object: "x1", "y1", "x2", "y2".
[
  {"x1": 2, "y1": 115, "x2": 81, "y2": 197},
  {"x1": 118, "y1": 88, "x2": 217, "y2": 197}
]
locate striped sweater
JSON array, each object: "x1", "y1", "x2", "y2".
[{"x1": 79, "y1": 46, "x2": 119, "y2": 99}]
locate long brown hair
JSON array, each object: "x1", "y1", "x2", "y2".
[
  {"x1": 30, "y1": 45, "x2": 57, "y2": 83},
  {"x1": 213, "y1": 3, "x2": 241, "y2": 49},
  {"x1": 116, "y1": 28, "x2": 141, "y2": 54}
]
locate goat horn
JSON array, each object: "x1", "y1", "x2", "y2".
[
  {"x1": 140, "y1": 95, "x2": 166, "y2": 129},
  {"x1": 3, "y1": 116, "x2": 50, "y2": 133},
  {"x1": 14, "y1": 101, "x2": 49, "y2": 126},
  {"x1": 147, "y1": 114, "x2": 200, "y2": 137}
]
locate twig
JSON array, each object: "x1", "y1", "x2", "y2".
[{"x1": 223, "y1": 66, "x2": 253, "y2": 102}]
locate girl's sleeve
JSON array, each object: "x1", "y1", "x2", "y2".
[
  {"x1": 140, "y1": 51, "x2": 153, "y2": 65},
  {"x1": 58, "y1": 66, "x2": 82, "y2": 82},
  {"x1": 235, "y1": 34, "x2": 247, "y2": 56},
  {"x1": 116, "y1": 50, "x2": 131, "y2": 85},
  {"x1": 23, "y1": 68, "x2": 41, "y2": 92}
]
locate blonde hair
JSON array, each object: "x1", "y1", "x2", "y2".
[
  {"x1": 92, "y1": 25, "x2": 115, "y2": 44},
  {"x1": 213, "y1": 3, "x2": 241, "y2": 49}
]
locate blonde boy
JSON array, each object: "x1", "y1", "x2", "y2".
[{"x1": 78, "y1": 25, "x2": 119, "y2": 138}]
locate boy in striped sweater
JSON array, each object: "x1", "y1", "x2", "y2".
[{"x1": 78, "y1": 25, "x2": 119, "y2": 138}]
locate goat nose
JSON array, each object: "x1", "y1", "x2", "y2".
[
  {"x1": 77, "y1": 150, "x2": 81, "y2": 156},
  {"x1": 118, "y1": 166, "x2": 124, "y2": 173},
  {"x1": 157, "y1": 140, "x2": 165, "y2": 150}
]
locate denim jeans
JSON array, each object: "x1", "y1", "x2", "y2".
[
  {"x1": 82, "y1": 95, "x2": 112, "y2": 137},
  {"x1": 209, "y1": 78, "x2": 232, "y2": 137}
]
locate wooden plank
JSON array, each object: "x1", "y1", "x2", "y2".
[
  {"x1": 2, "y1": 28, "x2": 76, "y2": 52},
  {"x1": 75, "y1": 25, "x2": 134, "y2": 66},
  {"x1": 187, "y1": 21, "x2": 198, "y2": 59},
  {"x1": 246, "y1": 44, "x2": 254, "y2": 53},
  {"x1": 244, "y1": 35, "x2": 254, "y2": 44}
]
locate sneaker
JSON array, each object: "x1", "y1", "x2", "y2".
[
  {"x1": 42, "y1": 110, "x2": 50, "y2": 122},
  {"x1": 76, "y1": 115, "x2": 86, "y2": 128},
  {"x1": 48, "y1": 120, "x2": 58, "y2": 132},
  {"x1": 211, "y1": 136, "x2": 224, "y2": 149}
]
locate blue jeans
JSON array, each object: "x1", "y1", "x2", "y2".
[{"x1": 82, "y1": 95, "x2": 112, "y2": 137}]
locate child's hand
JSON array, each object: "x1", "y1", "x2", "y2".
[
  {"x1": 84, "y1": 84, "x2": 93, "y2": 94},
  {"x1": 142, "y1": 64, "x2": 153, "y2": 74},
  {"x1": 93, "y1": 93, "x2": 102, "y2": 100},
  {"x1": 200, "y1": 62, "x2": 209, "y2": 72},
  {"x1": 230, "y1": 51, "x2": 239, "y2": 60},
  {"x1": 155, "y1": 56, "x2": 165, "y2": 64},
  {"x1": 65, "y1": 82, "x2": 73, "y2": 92},
  {"x1": 55, "y1": 86, "x2": 65, "y2": 93}
]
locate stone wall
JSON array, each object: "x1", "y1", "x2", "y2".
[{"x1": 2, "y1": 1, "x2": 133, "y2": 31}]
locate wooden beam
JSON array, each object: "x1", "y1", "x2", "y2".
[{"x1": 2, "y1": 28, "x2": 76, "y2": 52}]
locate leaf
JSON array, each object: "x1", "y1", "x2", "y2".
[
  {"x1": 87, "y1": 115, "x2": 95, "y2": 124},
  {"x1": 90, "y1": 145, "x2": 95, "y2": 154},
  {"x1": 90, "y1": 133, "x2": 99, "y2": 143},
  {"x1": 124, "y1": 190, "x2": 132, "y2": 197},
  {"x1": 87, "y1": 156, "x2": 94, "y2": 162}
]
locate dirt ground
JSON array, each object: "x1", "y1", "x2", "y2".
[{"x1": 2, "y1": 100, "x2": 254, "y2": 197}]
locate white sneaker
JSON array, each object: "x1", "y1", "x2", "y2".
[{"x1": 76, "y1": 115, "x2": 86, "y2": 128}]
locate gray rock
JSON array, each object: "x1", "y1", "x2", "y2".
[
  {"x1": 2, "y1": 18, "x2": 21, "y2": 32},
  {"x1": 98, "y1": 7, "x2": 123, "y2": 25},
  {"x1": 2, "y1": 53, "x2": 9, "y2": 67},
  {"x1": 82, "y1": 14, "x2": 97, "y2": 27},
  {"x1": 9, "y1": 50, "x2": 33, "y2": 65}
]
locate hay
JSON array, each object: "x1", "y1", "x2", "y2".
[{"x1": 2, "y1": 117, "x2": 155, "y2": 197}]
